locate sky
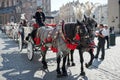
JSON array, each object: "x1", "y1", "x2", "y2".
[{"x1": 51, "y1": 0, "x2": 108, "y2": 11}]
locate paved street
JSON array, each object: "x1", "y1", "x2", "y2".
[{"x1": 0, "y1": 30, "x2": 120, "y2": 80}]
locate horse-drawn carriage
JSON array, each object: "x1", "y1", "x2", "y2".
[{"x1": 18, "y1": 2, "x2": 98, "y2": 77}]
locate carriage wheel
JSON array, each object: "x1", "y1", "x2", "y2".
[
  {"x1": 27, "y1": 41, "x2": 34, "y2": 61},
  {"x1": 18, "y1": 34, "x2": 23, "y2": 52}
]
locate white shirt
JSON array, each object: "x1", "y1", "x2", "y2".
[
  {"x1": 101, "y1": 28, "x2": 106, "y2": 37},
  {"x1": 104, "y1": 28, "x2": 109, "y2": 36}
]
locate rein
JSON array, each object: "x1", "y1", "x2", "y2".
[{"x1": 61, "y1": 24, "x2": 71, "y2": 43}]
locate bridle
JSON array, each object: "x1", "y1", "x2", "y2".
[
  {"x1": 73, "y1": 22, "x2": 90, "y2": 44},
  {"x1": 83, "y1": 18, "x2": 97, "y2": 41}
]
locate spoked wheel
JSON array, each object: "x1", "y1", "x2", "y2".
[
  {"x1": 18, "y1": 34, "x2": 23, "y2": 52},
  {"x1": 27, "y1": 41, "x2": 34, "y2": 61}
]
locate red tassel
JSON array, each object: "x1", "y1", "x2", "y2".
[
  {"x1": 44, "y1": 37, "x2": 52, "y2": 43},
  {"x1": 41, "y1": 46, "x2": 46, "y2": 51},
  {"x1": 47, "y1": 37, "x2": 52, "y2": 42},
  {"x1": 75, "y1": 34, "x2": 80, "y2": 40},
  {"x1": 51, "y1": 46, "x2": 58, "y2": 53},
  {"x1": 66, "y1": 43, "x2": 78, "y2": 50},
  {"x1": 34, "y1": 37, "x2": 40, "y2": 45}
]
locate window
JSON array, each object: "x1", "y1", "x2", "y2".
[
  {"x1": 11, "y1": 0, "x2": 14, "y2": 6},
  {"x1": 17, "y1": 0, "x2": 19, "y2": 2},
  {"x1": 1, "y1": 2, "x2": 5, "y2": 7},
  {"x1": 7, "y1": 0, "x2": 9, "y2": 7}
]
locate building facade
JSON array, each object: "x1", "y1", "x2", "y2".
[
  {"x1": 59, "y1": 1, "x2": 80, "y2": 23},
  {"x1": 0, "y1": 0, "x2": 51, "y2": 25},
  {"x1": 58, "y1": 0, "x2": 106, "y2": 24},
  {"x1": 51, "y1": 10, "x2": 59, "y2": 24},
  {"x1": 93, "y1": 5, "x2": 108, "y2": 25},
  {"x1": 108, "y1": 0, "x2": 120, "y2": 33},
  {"x1": 42, "y1": 0, "x2": 51, "y2": 16},
  {"x1": 0, "y1": 0, "x2": 21, "y2": 24}
]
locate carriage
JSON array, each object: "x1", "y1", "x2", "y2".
[{"x1": 18, "y1": 25, "x2": 33, "y2": 52}]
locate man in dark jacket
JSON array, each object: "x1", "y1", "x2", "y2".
[
  {"x1": 35, "y1": 7, "x2": 45, "y2": 27},
  {"x1": 26, "y1": 7, "x2": 45, "y2": 41}
]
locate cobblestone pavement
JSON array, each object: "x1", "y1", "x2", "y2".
[{"x1": 0, "y1": 30, "x2": 120, "y2": 80}]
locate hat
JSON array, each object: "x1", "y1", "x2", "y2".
[
  {"x1": 99, "y1": 24, "x2": 103, "y2": 27},
  {"x1": 37, "y1": 6, "x2": 42, "y2": 10}
]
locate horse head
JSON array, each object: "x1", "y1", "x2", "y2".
[
  {"x1": 83, "y1": 15, "x2": 97, "y2": 41},
  {"x1": 73, "y1": 16, "x2": 97, "y2": 48},
  {"x1": 63, "y1": 20, "x2": 88, "y2": 45},
  {"x1": 72, "y1": 3, "x2": 92, "y2": 45},
  {"x1": 83, "y1": 1, "x2": 99, "y2": 41},
  {"x1": 76, "y1": 20, "x2": 88, "y2": 37}
]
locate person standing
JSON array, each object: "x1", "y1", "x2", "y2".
[
  {"x1": 104, "y1": 25, "x2": 110, "y2": 49},
  {"x1": 94, "y1": 24, "x2": 106, "y2": 60},
  {"x1": 35, "y1": 6, "x2": 45, "y2": 27}
]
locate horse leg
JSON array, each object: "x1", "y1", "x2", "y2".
[
  {"x1": 79, "y1": 49, "x2": 85, "y2": 76},
  {"x1": 62, "y1": 56, "x2": 68, "y2": 76},
  {"x1": 85, "y1": 49, "x2": 94, "y2": 68},
  {"x1": 41, "y1": 50, "x2": 48, "y2": 69},
  {"x1": 70, "y1": 50, "x2": 75, "y2": 66},
  {"x1": 56, "y1": 55, "x2": 62, "y2": 77},
  {"x1": 67, "y1": 54, "x2": 70, "y2": 66}
]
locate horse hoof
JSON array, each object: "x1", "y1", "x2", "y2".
[
  {"x1": 80, "y1": 72, "x2": 85, "y2": 76},
  {"x1": 67, "y1": 62, "x2": 70, "y2": 66},
  {"x1": 71, "y1": 63, "x2": 75, "y2": 66}
]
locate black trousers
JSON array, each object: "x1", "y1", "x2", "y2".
[
  {"x1": 105, "y1": 36, "x2": 109, "y2": 48},
  {"x1": 95, "y1": 39, "x2": 105, "y2": 59},
  {"x1": 26, "y1": 29, "x2": 37, "y2": 41}
]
